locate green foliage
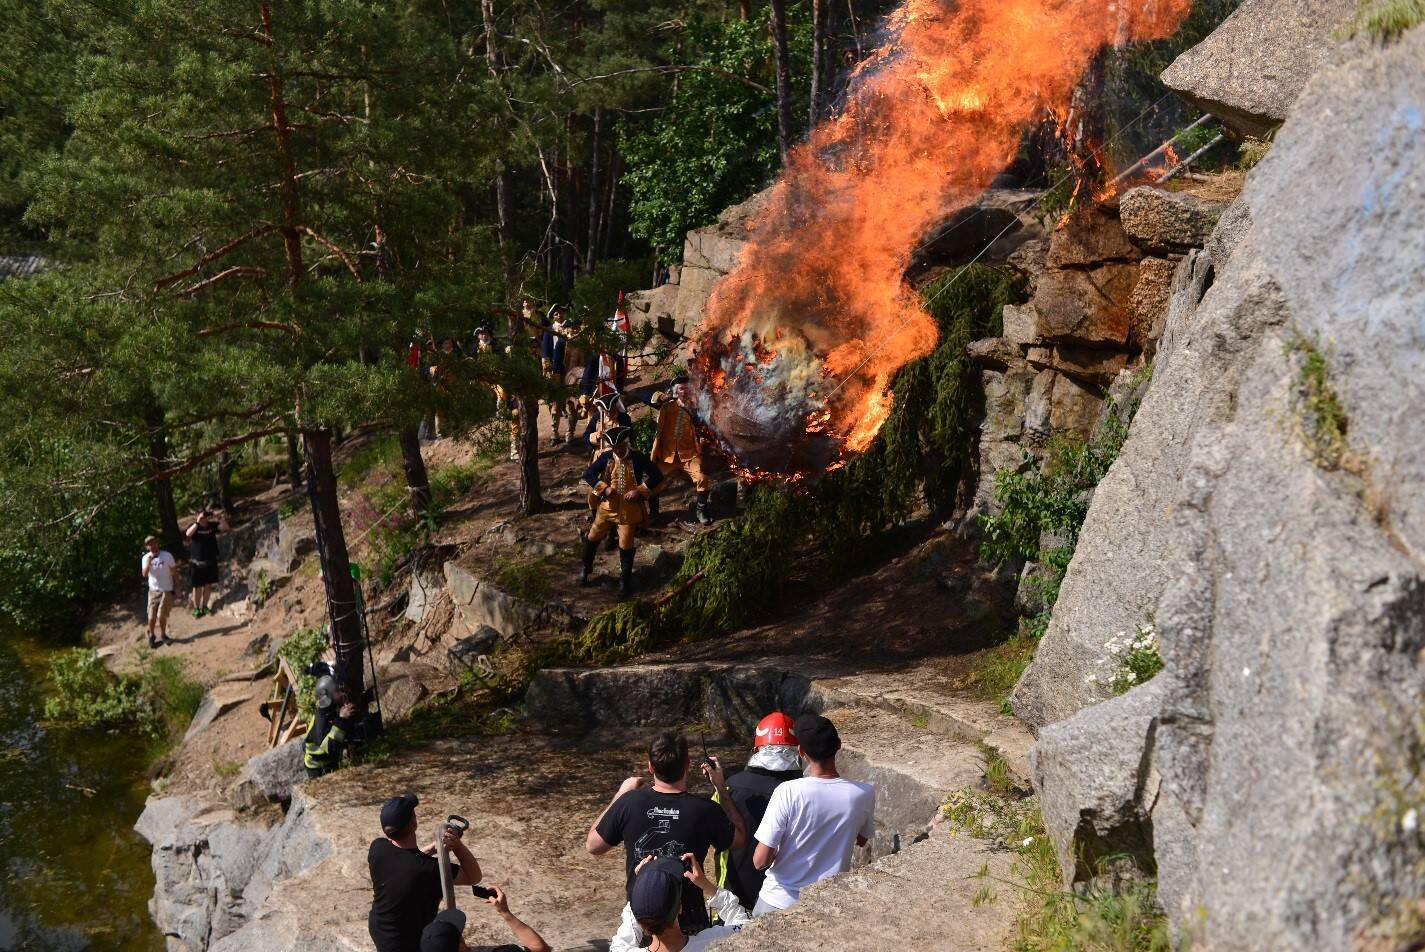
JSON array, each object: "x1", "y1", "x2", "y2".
[
  {"x1": 1103, "y1": 623, "x2": 1164, "y2": 696},
  {"x1": 43, "y1": 648, "x2": 202, "y2": 741},
  {"x1": 622, "y1": 14, "x2": 811, "y2": 257},
  {"x1": 213, "y1": 759, "x2": 242, "y2": 779},
  {"x1": 1010, "y1": 811, "x2": 1177, "y2": 952},
  {"x1": 631, "y1": 411, "x2": 658, "y2": 455},
  {"x1": 1348, "y1": 0, "x2": 1425, "y2": 40},
  {"x1": 277, "y1": 627, "x2": 328, "y2": 723},
  {"x1": 1286, "y1": 334, "x2": 1350, "y2": 469},
  {"x1": 943, "y1": 788, "x2": 1040, "y2": 850},
  {"x1": 973, "y1": 390, "x2": 1140, "y2": 710},
  {"x1": 340, "y1": 437, "x2": 402, "y2": 489}
]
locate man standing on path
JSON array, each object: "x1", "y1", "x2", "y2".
[
  {"x1": 369, "y1": 793, "x2": 483, "y2": 952},
  {"x1": 751, "y1": 713, "x2": 875, "y2": 916},
  {"x1": 140, "y1": 535, "x2": 176, "y2": 648},
  {"x1": 184, "y1": 508, "x2": 228, "y2": 618},
  {"x1": 587, "y1": 731, "x2": 747, "y2": 936},
  {"x1": 713, "y1": 713, "x2": 804, "y2": 909},
  {"x1": 647, "y1": 381, "x2": 711, "y2": 525},
  {"x1": 580, "y1": 426, "x2": 661, "y2": 598},
  {"x1": 540, "y1": 305, "x2": 571, "y2": 446}
]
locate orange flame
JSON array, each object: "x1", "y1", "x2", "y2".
[{"x1": 692, "y1": 0, "x2": 1189, "y2": 475}]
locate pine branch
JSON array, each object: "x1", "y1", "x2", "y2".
[
  {"x1": 153, "y1": 226, "x2": 276, "y2": 292},
  {"x1": 178, "y1": 266, "x2": 268, "y2": 296},
  {"x1": 195, "y1": 319, "x2": 303, "y2": 338},
  {"x1": 298, "y1": 226, "x2": 361, "y2": 280},
  {"x1": 568, "y1": 65, "x2": 770, "y2": 94}
]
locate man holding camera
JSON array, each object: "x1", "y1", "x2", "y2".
[
  {"x1": 609, "y1": 853, "x2": 750, "y2": 952},
  {"x1": 586, "y1": 731, "x2": 747, "y2": 936},
  {"x1": 140, "y1": 535, "x2": 177, "y2": 648},
  {"x1": 184, "y1": 507, "x2": 229, "y2": 618},
  {"x1": 417, "y1": 888, "x2": 551, "y2": 952},
  {"x1": 369, "y1": 793, "x2": 484, "y2": 952}
]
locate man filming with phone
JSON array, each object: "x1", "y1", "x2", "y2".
[{"x1": 586, "y1": 731, "x2": 747, "y2": 936}]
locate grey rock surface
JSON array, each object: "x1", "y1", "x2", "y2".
[
  {"x1": 1119, "y1": 186, "x2": 1226, "y2": 255},
  {"x1": 230, "y1": 738, "x2": 306, "y2": 809},
  {"x1": 1031, "y1": 680, "x2": 1163, "y2": 889},
  {"x1": 1159, "y1": 0, "x2": 1357, "y2": 138},
  {"x1": 1027, "y1": 30, "x2": 1425, "y2": 949}
]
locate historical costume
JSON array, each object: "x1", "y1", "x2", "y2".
[
  {"x1": 581, "y1": 426, "x2": 662, "y2": 597},
  {"x1": 648, "y1": 381, "x2": 711, "y2": 524}
]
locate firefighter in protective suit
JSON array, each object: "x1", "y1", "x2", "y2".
[
  {"x1": 304, "y1": 675, "x2": 357, "y2": 778},
  {"x1": 580, "y1": 426, "x2": 662, "y2": 597},
  {"x1": 647, "y1": 380, "x2": 711, "y2": 524}
]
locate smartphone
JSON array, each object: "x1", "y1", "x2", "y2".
[{"x1": 471, "y1": 885, "x2": 497, "y2": 900}]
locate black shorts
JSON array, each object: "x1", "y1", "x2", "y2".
[{"x1": 191, "y1": 561, "x2": 219, "y2": 586}]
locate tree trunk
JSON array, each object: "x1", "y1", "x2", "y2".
[
  {"x1": 285, "y1": 424, "x2": 303, "y2": 487},
  {"x1": 810, "y1": 0, "x2": 823, "y2": 126},
  {"x1": 146, "y1": 407, "x2": 186, "y2": 558},
  {"x1": 1066, "y1": 50, "x2": 1109, "y2": 190},
  {"x1": 303, "y1": 428, "x2": 365, "y2": 702},
  {"x1": 602, "y1": 150, "x2": 621, "y2": 259},
  {"x1": 516, "y1": 395, "x2": 542, "y2": 516},
  {"x1": 586, "y1": 107, "x2": 601, "y2": 274},
  {"x1": 740, "y1": 0, "x2": 751, "y2": 20},
  {"x1": 215, "y1": 449, "x2": 235, "y2": 517},
  {"x1": 397, "y1": 425, "x2": 432, "y2": 518},
  {"x1": 769, "y1": 0, "x2": 794, "y2": 165}
]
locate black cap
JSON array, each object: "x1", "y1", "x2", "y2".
[
  {"x1": 419, "y1": 908, "x2": 467, "y2": 952},
  {"x1": 793, "y1": 713, "x2": 842, "y2": 762},
  {"x1": 602, "y1": 425, "x2": 633, "y2": 447},
  {"x1": 380, "y1": 793, "x2": 418, "y2": 831},
  {"x1": 629, "y1": 856, "x2": 685, "y2": 926}
]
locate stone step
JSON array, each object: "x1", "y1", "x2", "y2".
[
  {"x1": 715, "y1": 830, "x2": 1015, "y2": 952},
  {"x1": 525, "y1": 659, "x2": 1034, "y2": 781}
]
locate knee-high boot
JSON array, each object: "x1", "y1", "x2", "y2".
[
  {"x1": 579, "y1": 538, "x2": 598, "y2": 586},
  {"x1": 618, "y1": 548, "x2": 636, "y2": 599}
]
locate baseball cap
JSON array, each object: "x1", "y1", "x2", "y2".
[
  {"x1": 753, "y1": 712, "x2": 798, "y2": 748},
  {"x1": 380, "y1": 793, "x2": 418, "y2": 831},
  {"x1": 418, "y1": 908, "x2": 467, "y2": 952},
  {"x1": 629, "y1": 856, "x2": 685, "y2": 927},
  {"x1": 793, "y1": 713, "x2": 842, "y2": 762}
]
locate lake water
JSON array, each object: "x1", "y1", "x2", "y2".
[{"x1": 0, "y1": 622, "x2": 162, "y2": 950}]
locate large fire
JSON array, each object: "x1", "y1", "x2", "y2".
[{"x1": 690, "y1": 0, "x2": 1191, "y2": 477}]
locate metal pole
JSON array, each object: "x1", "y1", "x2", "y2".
[
  {"x1": 1156, "y1": 135, "x2": 1227, "y2": 184},
  {"x1": 436, "y1": 814, "x2": 469, "y2": 910},
  {"x1": 1110, "y1": 114, "x2": 1215, "y2": 187}
]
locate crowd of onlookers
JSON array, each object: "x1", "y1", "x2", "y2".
[{"x1": 366, "y1": 712, "x2": 875, "y2": 952}]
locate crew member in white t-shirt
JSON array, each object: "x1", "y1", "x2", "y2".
[
  {"x1": 751, "y1": 713, "x2": 875, "y2": 915},
  {"x1": 141, "y1": 534, "x2": 177, "y2": 649}
]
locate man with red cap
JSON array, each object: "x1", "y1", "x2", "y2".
[{"x1": 712, "y1": 713, "x2": 805, "y2": 909}]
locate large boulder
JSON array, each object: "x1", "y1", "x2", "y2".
[
  {"x1": 1159, "y1": 0, "x2": 1358, "y2": 139},
  {"x1": 229, "y1": 739, "x2": 306, "y2": 809},
  {"x1": 1026, "y1": 30, "x2": 1425, "y2": 948}
]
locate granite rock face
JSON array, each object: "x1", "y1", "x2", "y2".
[
  {"x1": 1025, "y1": 30, "x2": 1425, "y2": 949},
  {"x1": 1159, "y1": 0, "x2": 1358, "y2": 139}
]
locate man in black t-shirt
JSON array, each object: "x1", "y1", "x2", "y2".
[
  {"x1": 184, "y1": 508, "x2": 228, "y2": 618},
  {"x1": 369, "y1": 793, "x2": 484, "y2": 952},
  {"x1": 586, "y1": 731, "x2": 747, "y2": 934}
]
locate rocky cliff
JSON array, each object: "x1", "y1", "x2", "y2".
[{"x1": 1026, "y1": 24, "x2": 1425, "y2": 950}]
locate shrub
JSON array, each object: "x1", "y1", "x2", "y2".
[
  {"x1": 1286, "y1": 334, "x2": 1350, "y2": 469},
  {"x1": 1010, "y1": 808, "x2": 1177, "y2": 952},
  {"x1": 277, "y1": 626, "x2": 329, "y2": 722},
  {"x1": 43, "y1": 648, "x2": 202, "y2": 741},
  {"x1": 1087, "y1": 622, "x2": 1164, "y2": 696}
]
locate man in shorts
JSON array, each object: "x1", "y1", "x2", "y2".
[{"x1": 141, "y1": 535, "x2": 176, "y2": 648}]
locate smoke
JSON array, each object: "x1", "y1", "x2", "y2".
[{"x1": 690, "y1": 0, "x2": 1191, "y2": 476}]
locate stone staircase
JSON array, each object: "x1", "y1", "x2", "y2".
[{"x1": 528, "y1": 656, "x2": 1034, "y2": 950}]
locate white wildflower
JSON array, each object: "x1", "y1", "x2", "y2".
[
  {"x1": 1242, "y1": 667, "x2": 1251, "y2": 678},
  {"x1": 1404, "y1": 809, "x2": 1419, "y2": 835},
  {"x1": 1022, "y1": 837, "x2": 1035, "y2": 847}
]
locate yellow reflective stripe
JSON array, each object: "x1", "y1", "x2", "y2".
[{"x1": 303, "y1": 723, "x2": 346, "y2": 767}]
